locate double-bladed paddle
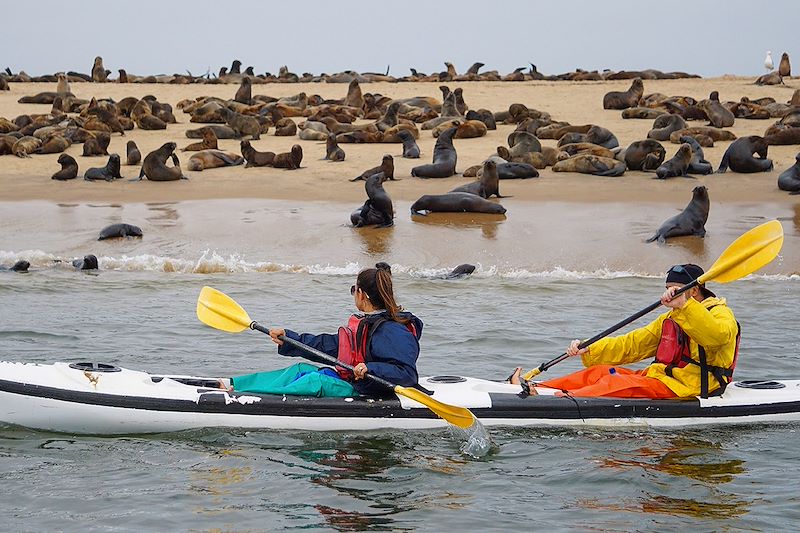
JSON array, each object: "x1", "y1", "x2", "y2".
[
  {"x1": 196, "y1": 286, "x2": 479, "y2": 430},
  {"x1": 522, "y1": 219, "x2": 784, "y2": 380}
]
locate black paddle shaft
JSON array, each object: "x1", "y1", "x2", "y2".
[
  {"x1": 249, "y1": 321, "x2": 397, "y2": 390},
  {"x1": 535, "y1": 280, "x2": 699, "y2": 374}
]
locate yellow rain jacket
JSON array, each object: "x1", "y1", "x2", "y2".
[{"x1": 581, "y1": 296, "x2": 738, "y2": 397}]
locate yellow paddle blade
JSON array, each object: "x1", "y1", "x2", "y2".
[
  {"x1": 196, "y1": 286, "x2": 252, "y2": 333},
  {"x1": 701, "y1": 220, "x2": 784, "y2": 284},
  {"x1": 394, "y1": 385, "x2": 477, "y2": 429}
]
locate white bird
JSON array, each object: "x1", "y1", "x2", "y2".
[{"x1": 765, "y1": 50, "x2": 774, "y2": 72}]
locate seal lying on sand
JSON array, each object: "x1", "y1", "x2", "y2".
[
  {"x1": 52, "y1": 154, "x2": 78, "y2": 180},
  {"x1": 84, "y1": 154, "x2": 123, "y2": 181},
  {"x1": 717, "y1": 136, "x2": 773, "y2": 173},
  {"x1": 646, "y1": 186, "x2": 710, "y2": 243},
  {"x1": 98, "y1": 223, "x2": 143, "y2": 240},
  {"x1": 187, "y1": 150, "x2": 244, "y2": 171},
  {"x1": 778, "y1": 153, "x2": 800, "y2": 193},
  {"x1": 137, "y1": 142, "x2": 186, "y2": 181},
  {"x1": 411, "y1": 127, "x2": 457, "y2": 178},
  {"x1": 450, "y1": 160, "x2": 504, "y2": 198},
  {"x1": 655, "y1": 144, "x2": 692, "y2": 179}
]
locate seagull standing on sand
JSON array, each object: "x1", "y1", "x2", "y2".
[{"x1": 765, "y1": 51, "x2": 774, "y2": 72}]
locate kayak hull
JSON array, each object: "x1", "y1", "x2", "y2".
[{"x1": 1, "y1": 361, "x2": 800, "y2": 434}]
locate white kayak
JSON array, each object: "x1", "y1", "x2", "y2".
[{"x1": 1, "y1": 361, "x2": 799, "y2": 435}]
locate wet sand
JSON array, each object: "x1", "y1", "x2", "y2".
[{"x1": 1, "y1": 78, "x2": 799, "y2": 276}]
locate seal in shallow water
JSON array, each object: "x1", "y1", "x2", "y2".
[
  {"x1": 646, "y1": 185, "x2": 710, "y2": 243},
  {"x1": 410, "y1": 192, "x2": 506, "y2": 215},
  {"x1": 98, "y1": 223, "x2": 143, "y2": 240},
  {"x1": 350, "y1": 173, "x2": 394, "y2": 227}
]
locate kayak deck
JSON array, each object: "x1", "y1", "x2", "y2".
[{"x1": 1, "y1": 361, "x2": 799, "y2": 434}]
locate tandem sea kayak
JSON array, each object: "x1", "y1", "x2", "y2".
[{"x1": 1, "y1": 361, "x2": 800, "y2": 435}]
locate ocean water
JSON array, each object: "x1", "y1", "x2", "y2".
[{"x1": 1, "y1": 262, "x2": 799, "y2": 531}]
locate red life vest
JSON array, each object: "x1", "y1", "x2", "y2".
[
  {"x1": 336, "y1": 314, "x2": 417, "y2": 380},
  {"x1": 654, "y1": 306, "x2": 741, "y2": 397}
]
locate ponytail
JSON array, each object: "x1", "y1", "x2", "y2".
[{"x1": 356, "y1": 262, "x2": 410, "y2": 324}]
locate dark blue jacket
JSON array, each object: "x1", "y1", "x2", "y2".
[{"x1": 278, "y1": 311, "x2": 423, "y2": 396}]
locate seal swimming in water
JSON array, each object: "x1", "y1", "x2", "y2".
[
  {"x1": 443, "y1": 264, "x2": 476, "y2": 279},
  {"x1": 0, "y1": 260, "x2": 30, "y2": 273},
  {"x1": 411, "y1": 127, "x2": 457, "y2": 178},
  {"x1": 350, "y1": 173, "x2": 394, "y2": 227},
  {"x1": 778, "y1": 152, "x2": 800, "y2": 193},
  {"x1": 137, "y1": 142, "x2": 186, "y2": 181},
  {"x1": 655, "y1": 144, "x2": 693, "y2": 179},
  {"x1": 450, "y1": 160, "x2": 504, "y2": 198},
  {"x1": 187, "y1": 150, "x2": 244, "y2": 171},
  {"x1": 126, "y1": 140, "x2": 141, "y2": 165},
  {"x1": 410, "y1": 192, "x2": 506, "y2": 215},
  {"x1": 72, "y1": 254, "x2": 99, "y2": 270},
  {"x1": 397, "y1": 129, "x2": 420, "y2": 158},
  {"x1": 646, "y1": 185, "x2": 710, "y2": 243},
  {"x1": 98, "y1": 223, "x2": 143, "y2": 240},
  {"x1": 84, "y1": 154, "x2": 123, "y2": 181},
  {"x1": 621, "y1": 140, "x2": 666, "y2": 171},
  {"x1": 717, "y1": 136, "x2": 773, "y2": 173},
  {"x1": 52, "y1": 154, "x2": 78, "y2": 180}
]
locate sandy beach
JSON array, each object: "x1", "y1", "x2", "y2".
[{"x1": 1, "y1": 77, "x2": 799, "y2": 275}]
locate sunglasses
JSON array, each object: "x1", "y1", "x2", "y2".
[{"x1": 350, "y1": 285, "x2": 357, "y2": 295}]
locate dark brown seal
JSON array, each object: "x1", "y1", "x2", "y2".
[
  {"x1": 91, "y1": 56, "x2": 108, "y2": 82},
  {"x1": 701, "y1": 92, "x2": 735, "y2": 128},
  {"x1": 778, "y1": 153, "x2": 800, "y2": 193},
  {"x1": 82, "y1": 132, "x2": 111, "y2": 156},
  {"x1": 410, "y1": 192, "x2": 506, "y2": 215},
  {"x1": 325, "y1": 133, "x2": 345, "y2": 162},
  {"x1": 647, "y1": 115, "x2": 687, "y2": 141},
  {"x1": 602, "y1": 78, "x2": 644, "y2": 110},
  {"x1": 272, "y1": 145, "x2": 303, "y2": 169},
  {"x1": 182, "y1": 127, "x2": 218, "y2": 151},
  {"x1": 350, "y1": 173, "x2": 394, "y2": 227},
  {"x1": 622, "y1": 140, "x2": 666, "y2": 171},
  {"x1": 137, "y1": 142, "x2": 186, "y2": 181},
  {"x1": 655, "y1": 144, "x2": 692, "y2": 179},
  {"x1": 779, "y1": 53, "x2": 791, "y2": 77},
  {"x1": 449, "y1": 160, "x2": 503, "y2": 198},
  {"x1": 126, "y1": 140, "x2": 141, "y2": 165},
  {"x1": 411, "y1": 127, "x2": 457, "y2": 178},
  {"x1": 240, "y1": 140, "x2": 275, "y2": 167},
  {"x1": 274, "y1": 118, "x2": 297, "y2": 136},
  {"x1": 647, "y1": 186, "x2": 710, "y2": 243},
  {"x1": 84, "y1": 154, "x2": 123, "y2": 181},
  {"x1": 397, "y1": 129, "x2": 420, "y2": 158},
  {"x1": 52, "y1": 154, "x2": 78, "y2": 180},
  {"x1": 716, "y1": 136, "x2": 773, "y2": 173},
  {"x1": 351, "y1": 154, "x2": 394, "y2": 182}
]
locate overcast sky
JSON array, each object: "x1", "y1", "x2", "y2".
[{"x1": 4, "y1": 0, "x2": 797, "y2": 78}]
